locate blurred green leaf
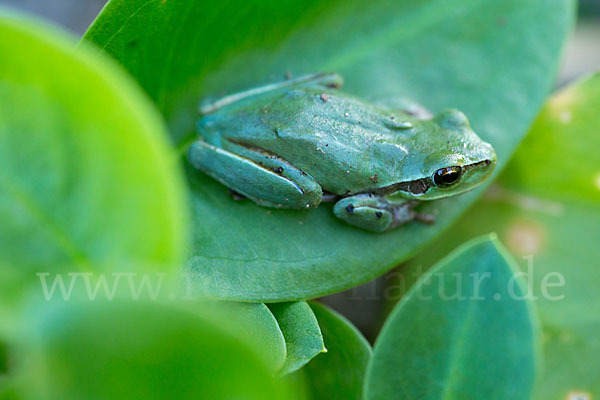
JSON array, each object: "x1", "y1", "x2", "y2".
[
  {"x1": 0, "y1": 341, "x2": 7, "y2": 396},
  {"x1": 12, "y1": 300, "x2": 296, "y2": 400},
  {"x1": 267, "y1": 301, "x2": 325, "y2": 375},
  {"x1": 399, "y1": 74, "x2": 600, "y2": 399},
  {"x1": 365, "y1": 236, "x2": 539, "y2": 400},
  {"x1": 0, "y1": 383, "x2": 18, "y2": 400},
  {"x1": 292, "y1": 302, "x2": 371, "y2": 400},
  {"x1": 0, "y1": 341, "x2": 6, "y2": 376},
  {"x1": 182, "y1": 300, "x2": 287, "y2": 372},
  {"x1": 0, "y1": 14, "x2": 187, "y2": 307},
  {"x1": 85, "y1": 0, "x2": 573, "y2": 301}
]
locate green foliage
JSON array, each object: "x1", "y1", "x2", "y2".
[
  {"x1": 292, "y1": 302, "x2": 372, "y2": 400},
  {"x1": 0, "y1": 341, "x2": 6, "y2": 373},
  {"x1": 0, "y1": 341, "x2": 7, "y2": 393},
  {"x1": 11, "y1": 300, "x2": 296, "y2": 400},
  {"x1": 366, "y1": 236, "x2": 539, "y2": 400},
  {"x1": 267, "y1": 302, "x2": 325, "y2": 375},
  {"x1": 400, "y1": 74, "x2": 600, "y2": 399},
  {"x1": 0, "y1": 12, "x2": 298, "y2": 399},
  {"x1": 0, "y1": 14, "x2": 188, "y2": 310},
  {"x1": 85, "y1": 0, "x2": 574, "y2": 301},
  {"x1": 180, "y1": 301, "x2": 288, "y2": 372},
  {"x1": 0, "y1": 0, "x2": 595, "y2": 398}
]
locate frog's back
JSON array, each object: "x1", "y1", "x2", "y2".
[{"x1": 198, "y1": 86, "x2": 416, "y2": 195}]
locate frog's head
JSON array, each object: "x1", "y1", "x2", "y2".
[{"x1": 387, "y1": 109, "x2": 497, "y2": 200}]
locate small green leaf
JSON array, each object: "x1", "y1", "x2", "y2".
[
  {"x1": 401, "y1": 74, "x2": 600, "y2": 399},
  {"x1": 365, "y1": 236, "x2": 539, "y2": 400},
  {"x1": 0, "y1": 14, "x2": 187, "y2": 305},
  {"x1": 12, "y1": 300, "x2": 296, "y2": 400},
  {"x1": 292, "y1": 302, "x2": 372, "y2": 400},
  {"x1": 85, "y1": 0, "x2": 574, "y2": 301},
  {"x1": 267, "y1": 302, "x2": 325, "y2": 375}
]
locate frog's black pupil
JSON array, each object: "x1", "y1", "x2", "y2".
[{"x1": 433, "y1": 167, "x2": 462, "y2": 187}]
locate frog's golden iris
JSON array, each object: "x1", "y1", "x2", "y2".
[{"x1": 433, "y1": 166, "x2": 462, "y2": 188}]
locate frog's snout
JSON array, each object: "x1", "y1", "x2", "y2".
[
  {"x1": 480, "y1": 142, "x2": 498, "y2": 177},
  {"x1": 482, "y1": 141, "x2": 497, "y2": 165},
  {"x1": 462, "y1": 150, "x2": 496, "y2": 185}
]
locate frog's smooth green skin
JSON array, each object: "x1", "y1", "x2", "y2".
[{"x1": 189, "y1": 73, "x2": 497, "y2": 232}]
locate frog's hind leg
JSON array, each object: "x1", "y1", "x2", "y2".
[
  {"x1": 188, "y1": 140, "x2": 322, "y2": 209},
  {"x1": 200, "y1": 73, "x2": 344, "y2": 115},
  {"x1": 295, "y1": 72, "x2": 344, "y2": 90},
  {"x1": 333, "y1": 194, "x2": 432, "y2": 232},
  {"x1": 373, "y1": 97, "x2": 433, "y2": 120}
]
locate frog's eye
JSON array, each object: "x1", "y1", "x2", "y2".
[{"x1": 433, "y1": 166, "x2": 462, "y2": 188}]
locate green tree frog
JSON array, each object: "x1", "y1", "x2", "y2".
[{"x1": 189, "y1": 73, "x2": 496, "y2": 232}]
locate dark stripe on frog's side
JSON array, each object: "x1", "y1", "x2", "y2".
[
  {"x1": 370, "y1": 176, "x2": 432, "y2": 195},
  {"x1": 224, "y1": 138, "x2": 285, "y2": 162},
  {"x1": 462, "y1": 159, "x2": 492, "y2": 171},
  {"x1": 224, "y1": 139, "x2": 491, "y2": 198},
  {"x1": 369, "y1": 159, "x2": 493, "y2": 196}
]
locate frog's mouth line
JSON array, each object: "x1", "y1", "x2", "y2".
[{"x1": 371, "y1": 159, "x2": 492, "y2": 196}]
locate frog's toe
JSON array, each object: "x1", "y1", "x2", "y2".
[
  {"x1": 333, "y1": 199, "x2": 393, "y2": 232},
  {"x1": 415, "y1": 212, "x2": 435, "y2": 225}
]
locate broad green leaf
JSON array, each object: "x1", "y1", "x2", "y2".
[
  {"x1": 398, "y1": 74, "x2": 600, "y2": 399},
  {"x1": 85, "y1": 0, "x2": 574, "y2": 301},
  {"x1": 365, "y1": 236, "x2": 539, "y2": 400},
  {"x1": 182, "y1": 301, "x2": 287, "y2": 372},
  {"x1": 0, "y1": 14, "x2": 187, "y2": 306},
  {"x1": 11, "y1": 300, "x2": 296, "y2": 400},
  {"x1": 267, "y1": 301, "x2": 325, "y2": 375},
  {"x1": 292, "y1": 302, "x2": 372, "y2": 400}
]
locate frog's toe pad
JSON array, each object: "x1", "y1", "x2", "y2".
[{"x1": 333, "y1": 200, "x2": 393, "y2": 232}]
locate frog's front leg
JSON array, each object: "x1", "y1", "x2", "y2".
[
  {"x1": 189, "y1": 140, "x2": 322, "y2": 209},
  {"x1": 333, "y1": 194, "x2": 433, "y2": 232}
]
